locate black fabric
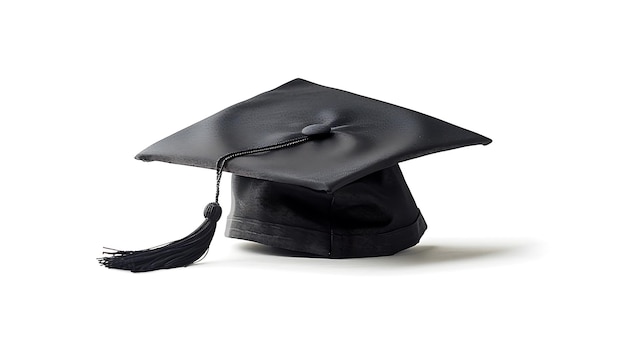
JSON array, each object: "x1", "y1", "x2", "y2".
[
  {"x1": 226, "y1": 165, "x2": 427, "y2": 257},
  {"x1": 136, "y1": 78, "x2": 491, "y2": 192}
]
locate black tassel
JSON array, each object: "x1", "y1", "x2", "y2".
[
  {"x1": 99, "y1": 136, "x2": 312, "y2": 272},
  {"x1": 98, "y1": 203, "x2": 222, "y2": 272}
]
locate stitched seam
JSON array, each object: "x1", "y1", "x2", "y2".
[
  {"x1": 228, "y1": 216, "x2": 327, "y2": 235},
  {"x1": 228, "y1": 227, "x2": 297, "y2": 243},
  {"x1": 330, "y1": 214, "x2": 422, "y2": 237},
  {"x1": 227, "y1": 212, "x2": 423, "y2": 238},
  {"x1": 329, "y1": 194, "x2": 335, "y2": 257}
]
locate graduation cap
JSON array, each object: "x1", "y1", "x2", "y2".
[{"x1": 99, "y1": 78, "x2": 491, "y2": 272}]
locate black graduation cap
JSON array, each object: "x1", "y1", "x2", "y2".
[{"x1": 99, "y1": 78, "x2": 491, "y2": 272}]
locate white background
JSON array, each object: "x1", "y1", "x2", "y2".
[{"x1": 1, "y1": 1, "x2": 624, "y2": 350}]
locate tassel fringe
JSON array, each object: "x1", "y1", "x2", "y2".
[{"x1": 98, "y1": 203, "x2": 222, "y2": 272}]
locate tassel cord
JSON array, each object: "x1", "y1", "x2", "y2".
[{"x1": 214, "y1": 135, "x2": 310, "y2": 203}]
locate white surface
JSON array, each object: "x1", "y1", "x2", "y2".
[{"x1": 1, "y1": 1, "x2": 624, "y2": 350}]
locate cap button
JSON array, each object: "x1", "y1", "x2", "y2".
[{"x1": 302, "y1": 124, "x2": 331, "y2": 137}]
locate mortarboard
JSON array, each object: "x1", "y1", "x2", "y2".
[{"x1": 99, "y1": 78, "x2": 491, "y2": 272}]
